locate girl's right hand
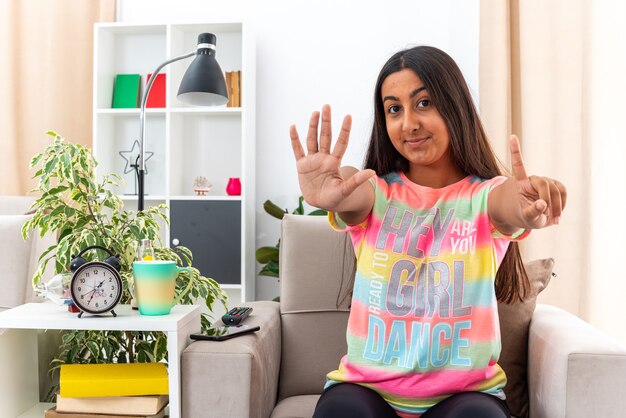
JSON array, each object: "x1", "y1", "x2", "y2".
[{"x1": 289, "y1": 104, "x2": 375, "y2": 212}]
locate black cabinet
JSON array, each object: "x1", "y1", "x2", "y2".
[{"x1": 170, "y1": 200, "x2": 241, "y2": 285}]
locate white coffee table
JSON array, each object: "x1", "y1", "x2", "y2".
[{"x1": 0, "y1": 302, "x2": 200, "y2": 418}]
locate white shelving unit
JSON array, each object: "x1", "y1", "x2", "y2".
[
  {"x1": 93, "y1": 22, "x2": 256, "y2": 306},
  {"x1": 0, "y1": 303, "x2": 198, "y2": 418}
]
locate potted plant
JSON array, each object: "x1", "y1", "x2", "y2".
[{"x1": 22, "y1": 132, "x2": 228, "y2": 398}]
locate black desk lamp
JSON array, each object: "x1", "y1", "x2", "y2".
[{"x1": 138, "y1": 33, "x2": 229, "y2": 211}]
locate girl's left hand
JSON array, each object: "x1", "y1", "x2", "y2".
[{"x1": 509, "y1": 135, "x2": 567, "y2": 228}]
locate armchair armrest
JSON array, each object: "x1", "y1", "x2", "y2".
[
  {"x1": 182, "y1": 301, "x2": 281, "y2": 418},
  {"x1": 528, "y1": 304, "x2": 626, "y2": 418}
]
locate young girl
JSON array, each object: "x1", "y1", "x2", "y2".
[{"x1": 289, "y1": 46, "x2": 566, "y2": 418}]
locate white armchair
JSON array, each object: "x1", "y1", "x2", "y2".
[
  {"x1": 0, "y1": 195, "x2": 60, "y2": 402},
  {"x1": 181, "y1": 215, "x2": 626, "y2": 418}
]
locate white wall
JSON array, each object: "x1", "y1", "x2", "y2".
[{"x1": 117, "y1": 0, "x2": 480, "y2": 300}]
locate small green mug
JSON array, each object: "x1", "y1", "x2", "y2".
[{"x1": 132, "y1": 260, "x2": 194, "y2": 315}]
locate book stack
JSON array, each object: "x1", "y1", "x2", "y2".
[
  {"x1": 45, "y1": 363, "x2": 169, "y2": 418},
  {"x1": 225, "y1": 70, "x2": 242, "y2": 107}
]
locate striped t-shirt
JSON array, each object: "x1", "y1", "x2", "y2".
[{"x1": 327, "y1": 172, "x2": 528, "y2": 417}]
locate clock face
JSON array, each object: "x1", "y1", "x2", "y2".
[{"x1": 70, "y1": 261, "x2": 122, "y2": 315}]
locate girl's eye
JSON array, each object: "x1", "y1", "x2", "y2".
[
  {"x1": 417, "y1": 99, "x2": 430, "y2": 108},
  {"x1": 387, "y1": 105, "x2": 400, "y2": 114}
]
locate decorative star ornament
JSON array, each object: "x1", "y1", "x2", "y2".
[{"x1": 118, "y1": 140, "x2": 154, "y2": 174}]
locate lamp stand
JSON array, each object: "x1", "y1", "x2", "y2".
[
  {"x1": 131, "y1": 155, "x2": 139, "y2": 195},
  {"x1": 138, "y1": 51, "x2": 195, "y2": 211}
]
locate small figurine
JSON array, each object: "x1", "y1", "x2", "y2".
[{"x1": 193, "y1": 176, "x2": 212, "y2": 196}]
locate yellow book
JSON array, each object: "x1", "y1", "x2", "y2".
[{"x1": 60, "y1": 363, "x2": 168, "y2": 398}]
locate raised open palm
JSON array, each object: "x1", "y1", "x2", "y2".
[
  {"x1": 509, "y1": 135, "x2": 567, "y2": 228},
  {"x1": 290, "y1": 105, "x2": 375, "y2": 211}
]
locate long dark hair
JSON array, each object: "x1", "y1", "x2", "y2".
[{"x1": 364, "y1": 46, "x2": 529, "y2": 303}]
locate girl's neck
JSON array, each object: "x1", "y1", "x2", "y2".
[{"x1": 404, "y1": 164, "x2": 467, "y2": 189}]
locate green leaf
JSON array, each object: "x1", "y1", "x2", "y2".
[
  {"x1": 129, "y1": 224, "x2": 142, "y2": 240},
  {"x1": 58, "y1": 227, "x2": 74, "y2": 242},
  {"x1": 61, "y1": 152, "x2": 72, "y2": 181},
  {"x1": 292, "y1": 195, "x2": 305, "y2": 215},
  {"x1": 48, "y1": 185, "x2": 69, "y2": 195},
  {"x1": 263, "y1": 200, "x2": 287, "y2": 220},
  {"x1": 86, "y1": 341, "x2": 100, "y2": 359},
  {"x1": 43, "y1": 156, "x2": 59, "y2": 177},
  {"x1": 308, "y1": 209, "x2": 328, "y2": 216},
  {"x1": 66, "y1": 347, "x2": 78, "y2": 363},
  {"x1": 255, "y1": 246, "x2": 279, "y2": 263},
  {"x1": 30, "y1": 153, "x2": 44, "y2": 168},
  {"x1": 155, "y1": 336, "x2": 167, "y2": 361},
  {"x1": 64, "y1": 206, "x2": 77, "y2": 218},
  {"x1": 61, "y1": 332, "x2": 75, "y2": 344},
  {"x1": 136, "y1": 350, "x2": 148, "y2": 363},
  {"x1": 50, "y1": 205, "x2": 66, "y2": 218},
  {"x1": 259, "y1": 260, "x2": 279, "y2": 277}
]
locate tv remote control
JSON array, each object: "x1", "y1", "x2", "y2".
[{"x1": 222, "y1": 306, "x2": 253, "y2": 325}]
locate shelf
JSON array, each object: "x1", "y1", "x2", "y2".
[
  {"x1": 18, "y1": 402, "x2": 54, "y2": 418},
  {"x1": 118, "y1": 195, "x2": 241, "y2": 201},
  {"x1": 0, "y1": 303, "x2": 200, "y2": 332},
  {"x1": 95, "y1": 108, "x2": 241, "y2": 116},
  {"x1": 170, "y1": 195, "x2": 241, "y2": 201},
  {"x1": 0, "y1": 303, "x2": 195, "y2": 418},
  {"x1": 96, "y1": 108, "x2": 167, "y2": 115},
  {"x1": 94, "y1": 21, "x2": 255, "y2": 302},
  {"x1": 120, "y1": 195, "x2": 167, "y2": 201},
  {"x1": 220, "y1": 284, "x2": 242, "y2": 290},
  {"x1": 94, "y1": 23, "x2": 166, "y2": 35},
  {"x1": 19, "y1": 403, "x2": 171, "y2": 418},
  {"x1": 169, "y1": 107, "x2": 242, "y2": 115}
]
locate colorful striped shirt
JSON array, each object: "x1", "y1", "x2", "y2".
[{"x1": 327, "y1": 172, "x2": 529, "y2": 417}]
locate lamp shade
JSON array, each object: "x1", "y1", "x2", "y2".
[{"x1": 177, "y1": 33, "x2": 229, "y2": 106}]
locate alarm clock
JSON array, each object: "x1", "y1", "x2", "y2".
[{"x1": 69, "y1": 245, "x2": 123, "y2": 318}]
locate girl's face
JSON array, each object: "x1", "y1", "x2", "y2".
[{"x1": 381, "y1": 69, "x2": 459, "y2": 184}]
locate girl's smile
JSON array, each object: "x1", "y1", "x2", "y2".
[{"x1": 404, "y1": 136, "x2": 431, "y2": 147}]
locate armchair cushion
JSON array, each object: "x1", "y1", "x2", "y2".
[
  {"x1": 270, "y1": 395, "x2": 320, "y2": 418},
  {"x1": 498, "y1": 258, "x2": 554, "y2": 418},
  {"x1": 0, "y1": 196, "x2": 35, "y2": 215},
  {"x1": 0, "y1": 215, "x2": 36, "y2": 310}
]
